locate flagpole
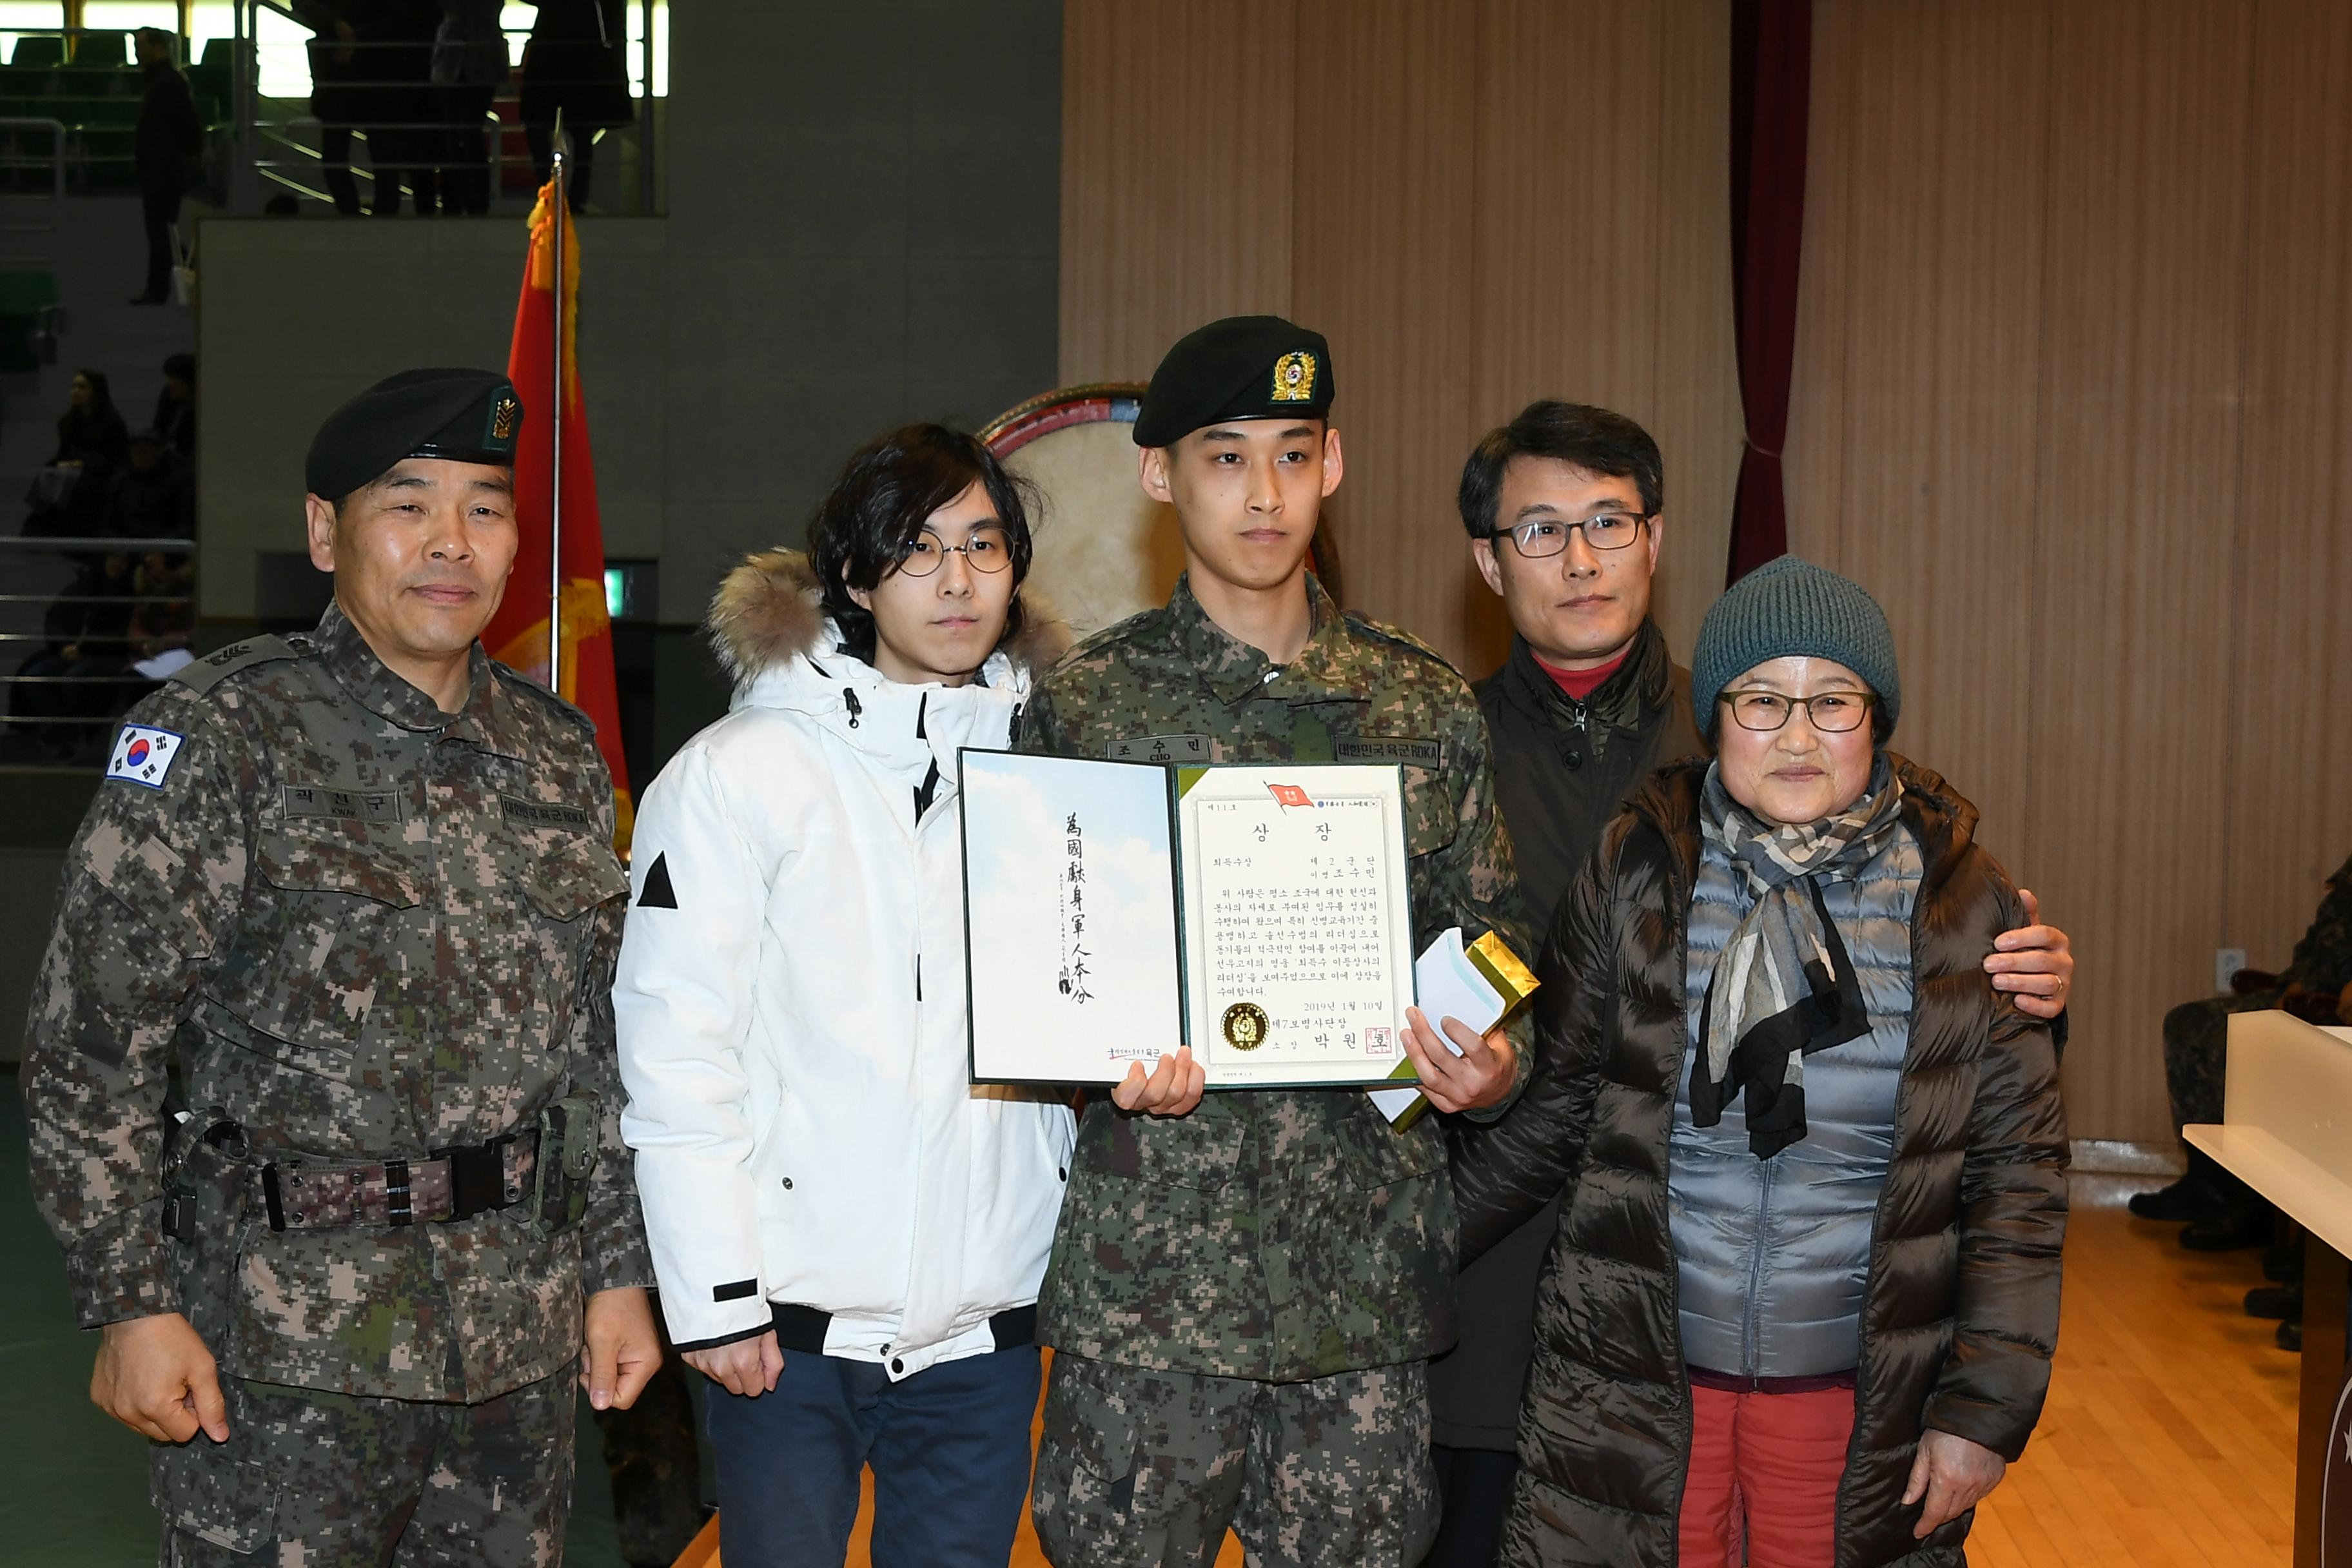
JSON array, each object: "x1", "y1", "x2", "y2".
[{"x1": 547, "y1": 117, "x2": 567, "y2": 695}]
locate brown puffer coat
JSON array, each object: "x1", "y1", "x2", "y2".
[{"x1": 1451, "y1": 756, "x2": 2068, "y2": 1568}]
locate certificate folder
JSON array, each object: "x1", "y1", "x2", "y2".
[{"x1": 959, "y1": 749, "x2": 1421, "y2": 1088}]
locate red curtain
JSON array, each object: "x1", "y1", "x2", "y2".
[{"x1": 1725, "y1": 0, "x2": 1812, "y2": 585}]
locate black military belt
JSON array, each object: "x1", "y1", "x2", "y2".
[{"x1": 257, "y1": 1132, "x2": 540, "y2": 1233}]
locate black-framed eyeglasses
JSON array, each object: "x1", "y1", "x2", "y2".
[
  {"x1": 1489, "y1": 511, "x2": 1652, "y2": 557},
  {"x1": 896, "y1": 524, "x2": 1013, "y2": 577},
  {"x1": 1718, "y1": 689, "x2": 1876, "y2": 733}
]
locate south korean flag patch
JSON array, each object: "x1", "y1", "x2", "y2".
[{"x1": 106, "y1": 723, "x2": 186, "y2": 790}]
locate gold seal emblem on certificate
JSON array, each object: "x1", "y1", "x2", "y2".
[
  {"x1": 1270, "y1": 350, "x2": 1317, "y2": 402},
  {"x1": 1221, "y1": 1001, "x2": 1269, "y2": 1051}
]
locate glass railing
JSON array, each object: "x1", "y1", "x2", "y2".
[
  {"x1": 0, "y1": 534, "x2": 195, "y2": 769},
  {"x1": 0, "y1": 7, "x2": 661, "y2": 211},
  {"x1": 226, "y1": 0, "x2": 663, "y2": 216}
]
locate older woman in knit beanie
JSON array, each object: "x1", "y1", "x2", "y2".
[{"x1": 1449, "y1": 556, "x2": 2068, "y2": 1568}]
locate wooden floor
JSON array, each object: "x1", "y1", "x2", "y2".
[
  {"x1": 678, "y1": 1173, "x2": 2296, "y2": 1568},
  {"x1": 1970, "y1": 1173, "x2": 2297, "y2": 1567}
]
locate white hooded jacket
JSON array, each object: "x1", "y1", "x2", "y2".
[{"x1": 613, "y1": 550, "x2": 1076, "y2": 1374}]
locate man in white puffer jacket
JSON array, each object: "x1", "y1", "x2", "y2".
[{"x1": 612, "y1": 426, "x2": 1075, "y2": 1567}]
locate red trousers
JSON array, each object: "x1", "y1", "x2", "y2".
[{"x1": 1677, "y1": 1378, "x2": 1857, "y2": 1568}]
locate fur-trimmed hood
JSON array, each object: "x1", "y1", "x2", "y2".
[{"x1": 705, "y1": 547, "x2": 1070, "y2": 687}]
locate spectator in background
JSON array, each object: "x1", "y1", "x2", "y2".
[
  {"x1": 433, "y1": 0, "x2": 508, "y2": 215},
  {"x1": 362, "y1": 0, "x2": 446, "y2": 215},
  {"x1": 127, "y1": 550, "x2": 198, "y2": 681},
  {"x1": 51, "y1": 370, "x2": 130, "y2": 473},
  {"x1": 153, "y1": 352, "x2": 196, "y2": 461},
  {"x1": 26, "y1": 371, "x2": 130, "y2": 535},
  {"x1": 104, "y1": 430, "x2": 195, "y2": 539},
  {"x1": 10, "y1": 551, "x2": 136, "y2": 761},
  {"x1": 522, "y1": 0, "x2": 632, "y2": 208},
  {"x1": 130, "y1": 28, "x2": 201, "y2": 305},
  {"x1": 295, "y1": 0, "x2": 366, "y2": 214}
]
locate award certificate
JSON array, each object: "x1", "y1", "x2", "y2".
[{"x1": 959, "y1": 750, "x2": 1420, "y2": 1088}]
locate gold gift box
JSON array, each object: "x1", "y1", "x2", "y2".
[
  {"x1": 1382, "y1": 928, "x2": 1542, "y2": 1133},
  {"x1": 1465, "y1": 929, "x2": 1540, "y2": 1027}
]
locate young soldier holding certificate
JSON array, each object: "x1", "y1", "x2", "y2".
[{"x1": 1019, "y1": 316, "x2": 1534, "y2": 1567}]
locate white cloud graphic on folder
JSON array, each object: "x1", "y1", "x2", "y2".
[{"x1": 963, "y1": 752, "x2": 1184, "y2": 1081}]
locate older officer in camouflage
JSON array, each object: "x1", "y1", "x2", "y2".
[
  {"x1": 1021, "y1": 317, "x2": 1533, "y2": 1567},
  {"x1": 21, "y1": 368, "x2": 660, "y2": 1566}
]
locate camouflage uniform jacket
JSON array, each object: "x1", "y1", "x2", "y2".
[
  {"x1": 21, "y1": 603, "x2": 651, "y2": 1403},
  {"x1": 1017, "y1": 573, "x2": 1533, "y2": 1382}
]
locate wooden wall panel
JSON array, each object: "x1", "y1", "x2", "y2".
[
  {"x1": 2024, "y1": 0, "x2": 2254, "y2": 1142},
  {"x1": 1057, "y1": 2, "x2": 1298, "y2": 384},
  {"x1": 1642, "y1": 0, "x2": 1744, "y2": 665},
  {"x1": 1780, "y1": 5, "x2": 1852, "y2": 559},
  {"x1": 1470, "y1": 0, "x2": 1740, "y2": 671},
  {"x1": 1471, "y1": 1, "x2": 1671, "y2": 426},
  {"x1": 2222, "y1": 0, "x2": 2352, "y2": 979},
  {"x1": 1291, "y1": 2, "x2": 1479, "y2": 658},
  {"x1": 1785, "y1": 0, "x2": 2053, "y2": 868}
]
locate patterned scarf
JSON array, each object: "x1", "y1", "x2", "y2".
[{"x1": 1694, "y1": 755, "x2": 1905, "y2": 1157}]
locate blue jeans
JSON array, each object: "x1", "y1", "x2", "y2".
[{"x1": 703, "y1": 1344, "x2": 1042, "y2": 1568}]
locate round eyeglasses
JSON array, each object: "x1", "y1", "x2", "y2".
[
  {"x1": 896, "y1": 525, "x2": 1014, "y2": 577},
  {"x1": 1491, "y1": 511, "x2": 1652, "y2": 557},
  {"x1": 1718, "y1": 689, "x2": 1876, "y2": 733}
]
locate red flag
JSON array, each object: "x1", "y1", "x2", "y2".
[
  {"x1": 485, "y1": 181, "x2": 634, "y2": 852},
  {"x1": 1268, "y1": 783, "x2": 1314, "y2": 809}
]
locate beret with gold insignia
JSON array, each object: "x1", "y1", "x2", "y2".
[
  {"x1": 1132, "y1": 315, "x2": 1335, "y2": 447},
  {"x1": 304, "y1": 368, "x2": 525, "y2": 502}
]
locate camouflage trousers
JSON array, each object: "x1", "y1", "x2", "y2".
[
  {"x1": 1031, "y1": 1351, "x2": 1440, "y2": 1568},
  {"x1": 152, "y1": 1367, "x2": 574, "y2": 1568},
  {"x1": 2164, "y1": 990, "x2": 2280, "y2": 1133}
]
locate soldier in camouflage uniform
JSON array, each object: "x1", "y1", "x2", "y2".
[
  {"x1": 2133, "y1": 852, "x2": 2352, "y2": 1244},
  {"x1": 20, "y1": 368, "x2": 660, "y2": 1567},
  {"x1": 1020, "y1": 317, "x2": 1534, "y2": 1567}
]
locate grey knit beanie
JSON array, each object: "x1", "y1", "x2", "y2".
[{"x1": 1690, "y1": 555, "x2": 1901, "y2": 739}]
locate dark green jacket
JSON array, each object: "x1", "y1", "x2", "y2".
[{"x1": 1019, "y1": 574, "x2": 1533, "y2": 1380}]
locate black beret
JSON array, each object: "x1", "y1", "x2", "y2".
[
  {"x1": 304, "y1": 368, "x2": 525, "y2": 501},
  {"x1": 1132, "y1": 315, "x2": 1335, "y2": 447}
]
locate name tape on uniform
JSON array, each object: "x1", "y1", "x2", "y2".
[
  {"x1": 1109, "y1": 733, "x2": 1212, "y2": 764},
  {"x1": 106, "y1": 724, "x2": 186, "y2": 789},
  {"x1": 501, "y1": 796, "x2": 594, "y2": 830},
  {"x1": 1334, "y1": 737, "x2": 1443, "y2": 768},
  {"x1": 282, "y1": 784, "x2": 404, "y2": 824}
]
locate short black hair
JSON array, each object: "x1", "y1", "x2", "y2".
[
  {"x1": 1456, "y1": 400, "x2": 1664, "y2": 540},
  {"x1": 808, "y1": 424, "x2": 1035, "y2": 665}
]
